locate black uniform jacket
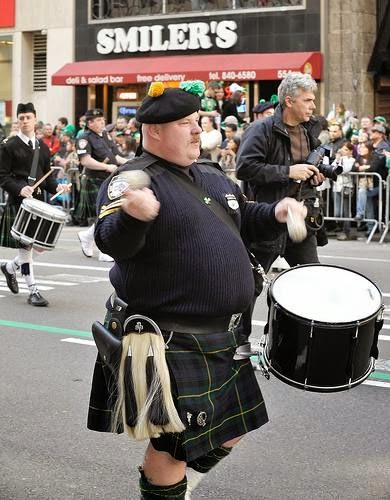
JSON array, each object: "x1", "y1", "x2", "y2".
[
  {"x1": 76, "y1": 129, "x2": 121, "y2": 180},
  {"x1": 0, "y1": 136, "x2": 57, "y2": 205}
]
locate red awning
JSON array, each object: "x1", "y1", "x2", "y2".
[{"x1": 52, "y1": 51, "x2": 322, "y2": 86}]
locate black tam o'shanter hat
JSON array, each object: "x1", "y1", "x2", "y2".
[
  {"x1": 136, "y1": 81, "x2": 205, "y2": 124},
  {"x1": 85, "y1": 108, "x2": 104, "y2": 121},
  {"x1": 16, "y1": 102, "x2": 36, "y2": 116},
  {"x1": 252, "y1": 101, "x2": 274, "y2": 114}
]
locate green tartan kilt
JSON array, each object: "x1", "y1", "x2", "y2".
[
  {"x1": 73, "y1": 175, "x2": 104, "y2": 224},
  {"x1": 154, "y1": 329, "x2": 268, "y2": 462},
  {"x1": 87, "y1": 322, "x2": 268, "y2": 463},
  {"x1": 0, "y1": 204, "x2": 20, "y2": 248}
]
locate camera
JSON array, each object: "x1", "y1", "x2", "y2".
[{"x1": 306, "y1": 145, "x2": 342, "y2": 181}]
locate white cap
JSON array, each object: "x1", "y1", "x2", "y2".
[
  {"x1": 224, "y1": 115, "x2": 239, "y2": 125},
  {"x1": 229, "y1": 83, "x2": 244, "y2": 93}
]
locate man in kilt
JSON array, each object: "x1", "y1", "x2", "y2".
[
  {"x1": 0, "y1": 102, "x2": 71, "y2": 307},
  {"x1": 87, "y1": 81, "x2": 307, "y2": 499},
  {"x1": 74, "y1": 108, "x2": 127, "y2": 261}
]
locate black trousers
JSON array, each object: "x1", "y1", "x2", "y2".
[{"x1": 237, "y1": 234, "x2": 319, "y2": 343}]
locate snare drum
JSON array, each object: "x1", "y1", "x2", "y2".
[
  {"x1": 263, "y1": 264, "x2": 383, "y2": 392},
  {"x1": 11, "y1": 198, "x2": 67, "y2": 250}
]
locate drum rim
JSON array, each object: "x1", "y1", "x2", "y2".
[
  {"x1": 269, "y1": 263, "x2": 383, "y2": 326},
  {"x1": 268, "y1": 300, "x2": 381, "y2": 328},
  {"x1": 21, "y1": 198, "x2": 68, "y2": 221}
]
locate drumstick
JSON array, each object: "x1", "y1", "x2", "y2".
[
  {"x1": 31, "y1": 168, "x2": 55, "y2": 191},
  {"x1": 50, "y1": 183, "x2": 72, "y2": 201}
]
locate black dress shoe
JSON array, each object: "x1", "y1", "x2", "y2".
[
  {"x1": 1, "y1": 263, "x2": 19, "y2": 294},
  {"x1": 27, "y1": 290, "x2": 49, "y2": 307}
]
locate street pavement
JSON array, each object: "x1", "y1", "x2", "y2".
[{"x1": 0, "y1": 226, "x2": 389, "y2": 499}]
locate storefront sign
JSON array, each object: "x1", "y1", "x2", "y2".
[
  {"x1": 52, "y1": 52, "x2": 322, "y2": 86},
  {"x1": 96, "y1": 20, "x2": 238, "y2": 55},
  {"x1": 65, "y1": 75, "x2": 124, "y2": 85},
  {"x1": 135, "y1": 70, "x2": 257, "y2": 83}
]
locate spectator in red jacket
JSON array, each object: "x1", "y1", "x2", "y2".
[{"x1": 42, "y1": 123, "x2": 60, "y2": 159}]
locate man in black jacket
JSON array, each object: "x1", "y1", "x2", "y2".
[{"x1": 236, "y1": 72, "x2": 325, "y2": 340}]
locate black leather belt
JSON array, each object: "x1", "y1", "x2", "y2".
[{"x1": 124, "y1": 315, "x2": 232, "y2": 335}]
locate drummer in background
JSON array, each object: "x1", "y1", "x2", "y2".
[
  {"x1": 0, "y1": 102, "x2": 71, "y2": 307},
  {"x1": 74, "y1": 108, "x2": 127, "y2": 262}
]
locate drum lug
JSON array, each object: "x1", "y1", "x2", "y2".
[
  {"x1": 255, "y1": 336, "x2": 270, "y2": 380},
  {"x1": 377, "y1": 304, "x2": 385, "y2": 322},
  {"x1": 260, "y1": 363, "x2": 271, "y2": 380}
]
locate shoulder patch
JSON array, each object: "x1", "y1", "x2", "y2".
[
  {"x1": 78, "y1": 138, "x2": 88, "y2": 149},
  {"x1": 225, "y1": 193, "x2": 239, "y2": 210},
  {"x1": 107, "y1": 173, "x2": 132, "y2": 200}
]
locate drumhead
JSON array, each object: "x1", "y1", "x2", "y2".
[
  {"x1": 22, "y1": 198, "x2": 67, "y2": 222},
  {"x1": 271, "y1": 264, "x2": 382, "y2": 323}
]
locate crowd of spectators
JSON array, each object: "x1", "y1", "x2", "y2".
[
  {"x1": 1, "y1": 87, "x2": 389, "y2": 241},
  {"x1": 318, "y1": 109, "x2": 390, "y2": 240},
  {"x1": 196, "y1": 86, "x2": 390, "y2": 241}
]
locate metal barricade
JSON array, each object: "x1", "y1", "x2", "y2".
[
  {"x1": 322, "y1": 171, "x2": 386, "y2": 244},
  {"x1": 379, "y1": 174, "x2": 390, "y2": 244},
  {"x1": 44, "y1": 166, "x2": 79, "y2": 219},
  {"x1": 65, "y1": 167, "x2": 81, "y2": 214}
]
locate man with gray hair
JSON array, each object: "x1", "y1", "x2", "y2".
[{"x1": 236, "y1": 71, "x2": 326, "y2": 342}]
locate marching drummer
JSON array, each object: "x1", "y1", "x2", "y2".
[
  {"x1": 0, "y1": 102, "x2": 71, "y2": 307},
  {"x1": 88, "y1": 81, "x2": 307, "y2": 499}
]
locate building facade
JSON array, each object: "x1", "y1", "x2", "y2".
[
  {"x1": 55, "y1": 0, "x2": 323, "y2": 123},
  {"x1": 0, "y1": 0, "x2": 388, "y2": 127},
  {"x1": 0, "y1": 0, "x2": 74, "y2": 127}
]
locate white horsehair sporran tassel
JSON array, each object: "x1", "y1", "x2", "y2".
[{"x1": 113, "y1": 316, "x2": 185, "y2": 441}]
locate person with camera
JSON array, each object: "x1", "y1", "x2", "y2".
[{"x1": 236, "y1": 72, "x2": 326, "y2": 342}]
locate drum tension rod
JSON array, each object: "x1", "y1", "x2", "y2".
[
  {"x1": 256, "y1": 336, "x2": 270, "y2": 380},
  {"x1": 304, "y1": 321, "x2": 315, "y2": 390},
  {"x1": 348, "y1": 321, "x2": 360, "y2": 388}
]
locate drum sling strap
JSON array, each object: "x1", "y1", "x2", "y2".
[
  {"x1": 27, "y1": 141, "x2": 40, "y2": 186},
  {"x1": 167, "y1": 170, "x2": 266, "y2": 293},
  {"x1": 168, "y1": 170, "x2": 241, "y2": 236}
]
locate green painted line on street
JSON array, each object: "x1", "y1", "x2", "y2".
[
  {"x1": 369, "y1": 370, "x2": 390, "y2": 381},
  {"x1": 1, "y1": 322, "x2": 390, "y2": 380},
  {"x1": 0, "y1": 319, "x2": 92, "y2": 338}
]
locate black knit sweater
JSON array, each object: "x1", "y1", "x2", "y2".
[{"x1": 95, "y1": 153, "x2": 285, "y2": 317}]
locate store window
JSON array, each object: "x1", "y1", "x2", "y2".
[
  {"x1": 90, "y1": 0, "x2": 305, "y2": 20},
  {"x1": 167, "y1": 1, "x2": 231, "y2": 13}
]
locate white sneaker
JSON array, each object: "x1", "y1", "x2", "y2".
[
  {"x1": 98, "y1": 252, "x2": 114, "y2": 262},
  {"x1": 77, "y1": 230, "x2": 94, "y2": 258}
]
